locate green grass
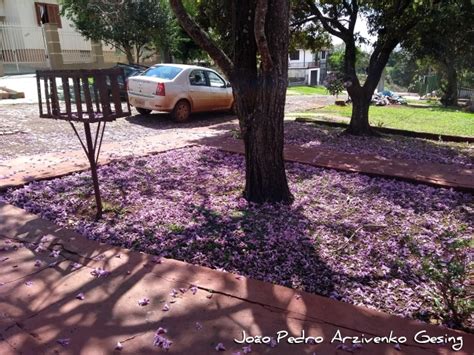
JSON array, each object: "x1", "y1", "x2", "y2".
[
  {"x1": 287, "y1": 85, "x2": 329, "y2": 96},
  {"x1": 295, "y1": 104, "x2": 474, "y2": 137}
]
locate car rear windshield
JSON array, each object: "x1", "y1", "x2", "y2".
[{"x1": 142, "y1": 66, "x2": 182, "y2": 80}]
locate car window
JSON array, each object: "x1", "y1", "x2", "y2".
[
  {"x1": 189, "y1": 70, "x2": 208, "y2": 86},
  {"x1": 207, "y1": 71, "x2": 226, "y2": 88},
  {"x1": 142, "y1": 66, "x2": 182, "y2": 80}
]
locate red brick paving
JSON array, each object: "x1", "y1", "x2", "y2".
[
  {"x1": 199, "y1": 134, "x2": 474, "y2": 192},
  {"x1": 0, "y1": 203, "x2": 472, "y2": 354}
]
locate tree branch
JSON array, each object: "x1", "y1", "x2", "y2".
[
  {"x1": 290, "y1": 15, "x2": 316, "y2": 27},
  {"x1": 305, "y1": 0, "x2": 344, "y2": 39},
  {"x1": 169, "y1": 0, "x2": 233, "y2": 77},
  {"x1": 254, "y1": 0, "x2": 273, "y2": 71},
  {"x1": 348, "y1": 1, "x2": 358, "y2": 33}
]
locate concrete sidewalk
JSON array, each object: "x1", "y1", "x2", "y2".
[{"x1": 0, "y1": 202, "x2": 472, "y2": 354}]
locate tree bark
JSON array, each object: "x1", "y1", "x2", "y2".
[
  {"x1": 441, "y1": 61, "x2": 458, "y2": 106},
  {"x1": 125, "y1": 48, "x2": 134, "y2": 64},
  {"x1": 170, "y1": 0, "x2": 293, "y2": 204},
  {"x1": 235, "y1": 72, "x2": 292, "y2": 203},
  {"x1": 236, "y1": 0, "x2": 292, "y2": 203},
  {"x1": 347, "y1": 89, "x2": 372, "y2": 135}
]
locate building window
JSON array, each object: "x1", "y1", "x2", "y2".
[
  {"x1": 321, "y1": 50, "x2": 326, "y2": 60},
  {"x1": 35, "y1": 2, "x2": 62, "y2": 28},
  {"x1": 289, "y1": 50, "x2": 300, "y2": 61}
]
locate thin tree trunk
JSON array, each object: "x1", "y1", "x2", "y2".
[
  {"x1": 125, "y1": 48, "x2": 134, "y2": 64},
  {"x1": 135, "y1": 46, "x2": 141, "y2": 64},
  {"x1": 161, "y1": 47, "x2": 172, "y2": 63}
]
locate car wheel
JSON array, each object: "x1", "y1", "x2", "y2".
[
  {"x1": 136, "y1": 107, "x2": 152, "y2": 115},
  {"x1": 172, "y1": 100, "x2": 191, "y2": 122}
]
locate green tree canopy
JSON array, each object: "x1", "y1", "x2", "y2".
[
  {"x1": 401, "y1": 0, "x2": 474, "y2": 105},
  {"x1": 60, "y1": 0, "x2": 169, "y2": 63},
  {"x1": 295, "y1": 1, "x2": 437, "y2": 135}
]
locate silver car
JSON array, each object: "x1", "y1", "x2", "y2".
[{"x1": 127, "y1": 64, "x2": 234, "y2": 122}]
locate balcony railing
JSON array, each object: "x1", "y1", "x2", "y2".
[{"x1": 288, "y1": 61, "x2": 320, "y2": 68}]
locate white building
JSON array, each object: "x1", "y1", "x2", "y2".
[
  {"x1": 0, "y1": 0, "x2": 119, "y2": 74},
  {"x1": 288, "y1": 48, "x2": 329, "y2": 86}
]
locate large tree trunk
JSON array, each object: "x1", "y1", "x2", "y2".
[
  {"x1": 169, "y1": 0, "x2": 292, "y2": 204},
  {"x1": 234, "y1": 0, "x2": 292, "y2": 204},
  {"x1": 441, "y1": 62, "x2": 458, "y2": 106},
  {"x1": 343, "y1": 40, "x2": 375, "y2": 136},
  {"x1": 236, "y1": 73, "x2": 292, "y2": 203},
  {"x1": 348, "y1": 90, "x2": 373, "y2": 135}
]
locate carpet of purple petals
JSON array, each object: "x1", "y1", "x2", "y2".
[
  {"x1": 285, "y1": 122, "x2": 473, "y2": 168},
  {"x1": 2, "y1": 146, "x2": 473, "y2": 328}
]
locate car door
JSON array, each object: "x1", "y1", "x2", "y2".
[
  {"x1": 206, "y1": 71, "x2": 232, "y2": 110},
  {"x1": 188, "y1": 69, "x2": 211, "y2": 112}
]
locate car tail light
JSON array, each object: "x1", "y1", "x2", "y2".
[{"x1": 156, "y1": 82, "x2": 165, "y2": 96}]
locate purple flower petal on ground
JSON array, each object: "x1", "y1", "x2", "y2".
[
  {"x1": 215, "y1": 342, "x2": 226, "y2": 351},
  {"x1": 76, "y1": 292, "x2": 85, "y2": 300},
  {"x1": 162, "y1": 303, "x2": 170, "y2": 311},
  {"x1": 242, "y1": 345, "x2": 252, "y2": 353},
  {"x1": 269, "y1": 337, "x2": 277, "y2": 348},
  {"x1": 57, "y1": 338, "x2": 70, "y2": 347},
  {"x1": 71, "y1": 262, "x2": 82, "y2": 271},
  {"x1": 3, "y1": 146, "x2": 472, "y2": 330},
  {"x1": 25, "y1": 281, "x2": 33, "y2": 287},
  {"x1": 90, "y1": 267, "x2": 110, "y2": 278},
  {"x1": 156, "y1": 327, "x2": 167, "y2": 335},
  {"x1": 34, "y1": 260, "x2": 42, "y2": 267},
  {"x1": 49, "y1": 249, "x2": 60, "y2": 258},
  {"x1": 138, "y1": 297, "x2": 150, "y2": 306},
  {"x1": 190, "y1": 286, "x2": 198, "y2": 295},
  {"x1": 115, "y1": 342, "x2": 123, "y2": 350},
  {"x1": 153, "y1": 335, "x2": 172, "y2": 350}
]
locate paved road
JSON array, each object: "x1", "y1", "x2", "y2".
[{"x1": 0, "y1": 95, "x2": 333, "y2": 161}]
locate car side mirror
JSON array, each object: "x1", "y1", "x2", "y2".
[{"x1": 226, "y1": 81, "x2": 231, "y2": 88}]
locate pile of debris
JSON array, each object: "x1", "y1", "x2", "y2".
[
  {"x1": 0, "y1": 86, "x2": 25, "y2": 100},
  {"x1": 371, "y1": 90, "x2": 407, "y2": 106}
]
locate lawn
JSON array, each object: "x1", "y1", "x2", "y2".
[
  {"x1": 2, "y1": 146, "x2": 472, "y2": 331},
  {"x1": 287, "y1": 85, "x2": 330, "y2": 96},
  {"x1": 290, "y1": 104, "x2": 474, "y2": 137}
]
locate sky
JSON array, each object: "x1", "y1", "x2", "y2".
[{"x1": 331, "y1": 15, "x2": 375, "y2": 52}]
